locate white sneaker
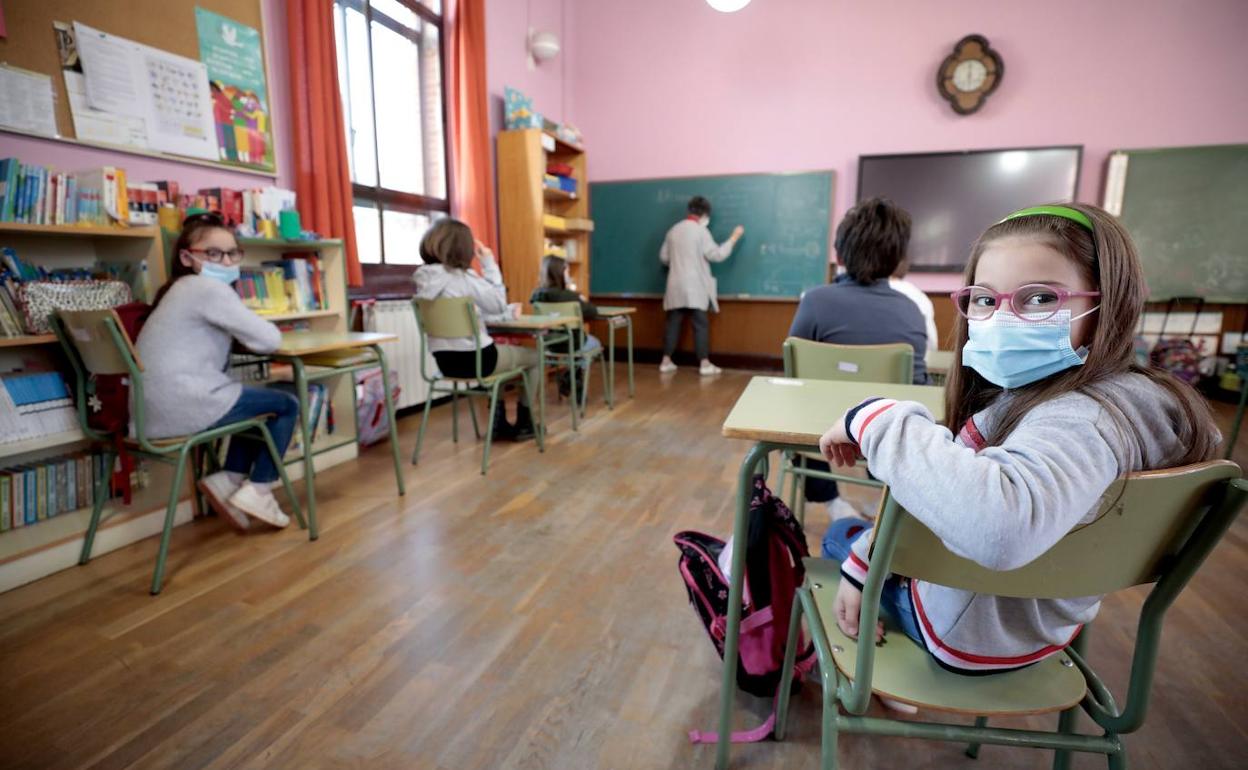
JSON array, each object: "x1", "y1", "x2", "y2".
[
  {"x1": 229, "y1": 482, "x2": 290, "y2": 528},
  {"x1": 827, "y1": 497, "x2": 865, "y2": 522},
  {"x1": 659, "y1": 360, "x2": 678, "y2": 374},
  {"x1": 198, "y1": 471, "x2": 249, "y2": 531},
  {"x1": 699, "y1": 362, "x2": 722, "y2": 376},
  {"x1": 879, "y1": 695, "x2": 919, "y2": 714}
]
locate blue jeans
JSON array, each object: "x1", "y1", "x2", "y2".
[
  {"x1": 821, "y1": 517, "x2": 924, "y2": 645},
  {"x1": 210, "y1": 385, "x2": 299, "y2": 483}
]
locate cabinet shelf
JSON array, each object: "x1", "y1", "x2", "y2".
[{"x1": 0, "y1": 335, "x2": 57, "y2": 348}]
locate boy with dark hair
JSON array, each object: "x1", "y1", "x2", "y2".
[{"x1": 787, "y1": 197, "x2": 928, "y2": 520}]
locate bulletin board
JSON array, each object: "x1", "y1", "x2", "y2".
[{"x1": 0, "y1": 0, "x2": 277, "y2": 176}]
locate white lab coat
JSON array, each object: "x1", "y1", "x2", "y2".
[{"x1": 659, "y1": 218, "x2": 736, "y2": 312}]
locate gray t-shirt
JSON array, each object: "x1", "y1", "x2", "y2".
[{"x1": 788, "y1": 275, "x2": 929, "y2": 384}]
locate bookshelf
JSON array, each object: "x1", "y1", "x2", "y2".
[
  {"x1": 0, "y1": 234, "x2": 359, "y2": 593},
  {"x1": 497, "y1": 129, "x2": 592, "y2": 308}
]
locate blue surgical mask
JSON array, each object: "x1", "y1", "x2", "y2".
[
  {"x1": 962, "y1": 307, "x2": 1098, "y2": 389},
  {"x1": 198, "y1": 260, "x2": 240, "y2": 285}
]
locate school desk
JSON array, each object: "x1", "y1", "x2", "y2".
[
  {"x1": 714, "y1": 376, "x2": 946, "y2": 769},
  {"x1": 486, "y1": 315, "x2": 580, "y2": 438},
  {"x1": 273, "y1": 331, "x2": 404, "y2": 539},
  {"x1": 593, "y1": 306, "x2": 637, "y2": 401}
]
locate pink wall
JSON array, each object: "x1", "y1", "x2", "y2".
[
  {"x1": 0, "y1": 0, "x2": 294, "y2": 193},
  {"x1": 484, "y1": 0, "x2": 575, "y2": 133},
  {"x1": 569, "y1": 0, "x2": 1248, "y2": 288}
]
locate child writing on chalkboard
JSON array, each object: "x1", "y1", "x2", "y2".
[
  {"x1": 138, "y1": 212, "x2": 298, "y2": 530},
  {"x1": 788, "y1": 197, "x2": 929, "y2": 521},
  {"x1": 818, "y1": 203, "x2": 1219, "y2": 677},
  {"x1": 659, "y1": 196, "x2": 744, "y2": 376},
  {"x1": 530, "y1": 255, "x2": 602, "y2": 402},
  {"x1": 413, "y1": 219, "x2": 538, "y2": 442}
]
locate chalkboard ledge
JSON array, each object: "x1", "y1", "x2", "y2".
[{"x1": 591, "y1": 293, "x2": 800, "y2": 303}]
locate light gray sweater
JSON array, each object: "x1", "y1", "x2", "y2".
[
  {"x1": 136, "y1": 274, "x2": 281, "y2": 438},
  {"x1": 841, "y1": 373, "x2": 1217, "y2": 672},
  {"x1": 659, "y1": 218, "x2": 736, "y2": 313},
  {"x1": 412, "y1": 260, "x2": 512, "y2": 352}
]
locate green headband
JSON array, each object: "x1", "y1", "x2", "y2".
[{"x1": 1000, "y1": 205, "x2": 1093, "y2": 232}]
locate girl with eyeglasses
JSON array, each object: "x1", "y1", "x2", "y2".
[
  {"x1": 136, "y1": 213, "x2": 298, "y2": 530},
  {"x1": 816, "y1": 203, "x2": 1220, "y2": 677}
]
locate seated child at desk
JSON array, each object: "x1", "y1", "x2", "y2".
[
  {"x1": 818, "y1": 203, "x2": 1219, "y2": 676},
  {"x1": 137, "y1": 212, "x2": 298, "y2": 530},
  {"x1": 530, "y1": 255, "x2": 602, "y2": 401},
  {"x1": 413, "y1": 219, "x2": 538, "y2": 441},
  {"x1": 787, "y1": 196, "x2": 928, "y2": 521}
]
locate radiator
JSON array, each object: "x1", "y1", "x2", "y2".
[{"x1": 367, "y1": 300, "x2": 435, "y2": 410}]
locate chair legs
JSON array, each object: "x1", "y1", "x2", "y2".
[
  {"x1": 150, "y1": 444, "x2": 192, "y2": 595},
  {"x1": 1107, "y1": 747, "x2": 1127, "y2": 769},
  {"x1": 821, "y1": 674, "x2": 840, "y2": 770},
  {"x1": 521, "y1": 370, "x2": 544, "y2": 454},
  {"x1": 450, "y1": 383, "x2": 460, "y2": 443},
  {"x1": 481, "y1": 384, "x2": 501, "y2": 475},
  {"x1": 776, "y1": 584, "x2": 806, "y2": 741},
  {"x1": 965, "y1": 716, "x2": 989, "y2": 758},
  {"x1": 412, "y1": 391, "x2": 435, "y2": 465},
  {"x1": 600, "y1": 354, "x2": 612, "y2": 410},
  {"x1": 79, "y1": 450, "x2": 114, "y2": 565}
]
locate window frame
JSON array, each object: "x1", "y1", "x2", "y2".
[{"x1": 335, "y1": 0, "x2": 452, "y2": 295}]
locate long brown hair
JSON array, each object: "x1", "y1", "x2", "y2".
[
  {"x1": 539, "y1": 255, "x2": 568, "y2": 290},
  {"x1": 151, "y1": 212, "x2": 234, "y2": 309},
  {"x1": 943, "y1": 202, "x2": 1218, "y2": 465}
]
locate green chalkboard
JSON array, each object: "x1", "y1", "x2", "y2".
[
  {"x1": 589, "y1": 171, "x2": 834, "y2": 298},
  {"x1": 1108, "y1": 144, "x2": 1248, "y2": 302}
]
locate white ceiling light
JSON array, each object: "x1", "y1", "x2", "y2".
[{"x1": 706, "y1": 0, "x2": 752, "y2": 11}]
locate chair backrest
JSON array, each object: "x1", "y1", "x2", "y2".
[
  {"x1": 411, "y1": 297, "x2": 486, "y2": 382},
  {"x1": 782, "y1": 337, "x2": 913, "y2": 384},
  {"x1": 531, "y1": 300, "x2": 583, "y2": 322},
  {"x1": 56, "y1": 308, "x2": 143, "y2": 376},
  {"x1": 882, "y1": 460, "x2": 1245, "y2": 599}
]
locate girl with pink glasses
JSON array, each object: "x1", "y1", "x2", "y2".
[{"x1": 817, "y1": 203, "x2": 1219, "y2": 677}]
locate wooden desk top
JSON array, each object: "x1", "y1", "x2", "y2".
[
  {"x1": 595, "y1": 306, "x2": 637, "y2": 317},
  {"x1": 274, "y1": 331, "x2": 397, "y2": 356},
  {"x1": 927, "y1": 349, "x2": 956, "y2": 375},
  {"x1": 722, "y1": 376, "x2": 945, "y2": 445},
  {"x1": 487, "y1": 315, "x2": 577, "y2": 331}
]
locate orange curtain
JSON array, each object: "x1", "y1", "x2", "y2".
[
  {"x1": 447, "y1": 0, "x2": 497, "y2": 253},
  {"x1": 287, "y1": 0, "x2": 363, "y2": 286}
]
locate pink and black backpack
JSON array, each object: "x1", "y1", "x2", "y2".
[{"x1": 675, "y1": 476, "x2": 815, "y2": 742}]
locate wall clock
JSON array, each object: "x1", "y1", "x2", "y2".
[{"x1": 937, "y1": 34, "x2": 1003, "y2": 115}]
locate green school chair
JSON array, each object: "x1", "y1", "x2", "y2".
[
  {"x1": 532, "y1": 300, "x2": 611, "y2": 418},
  {"x1": 51, "y1": 309, "x2": 304, "y2": 595},
  {"x1": 410, "y1": 297, "x2": 544, "y2": 475},
  {"x1": 777, "y1": 338, "x2": 915, "y2": 525},
  {"x1": 775, "y1": 460, "x2": 1247, "y2": 770}
]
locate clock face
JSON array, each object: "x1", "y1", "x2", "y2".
[
  {"x1": 937, "y1": 34, "x2": 1003, "y2": 115},
  {"x1": 953, "y1": 59, "x2": 988, "y2": 93}
]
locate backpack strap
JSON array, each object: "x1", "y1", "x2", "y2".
[{"x1": 687, "y1": 647, "x2": 817, "y2": 744}]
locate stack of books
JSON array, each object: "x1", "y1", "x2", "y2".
[
  {"x1": 0, "y1": 372, "x2": 78, "y2": 443},
  {"x1": 235, "y1": 255, "x2": 327, "y2": 316},
  {"x1": 0, "y1": 159, "x2": 130, "y2": 227},
  {"x1": 0, "y1": 453, "x2": 110, "y2": 531}
]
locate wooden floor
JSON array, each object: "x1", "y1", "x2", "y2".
[{"x1": 0, "y1": 368, "x2": 1245, "y2": 770}]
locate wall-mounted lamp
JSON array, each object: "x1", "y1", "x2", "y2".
[
  {"x1": 528, "y1": 29, "x2": 560, "y2": 69},
  {"x1": 706, "y1": 0, "x2": 752, "y2": 12}
]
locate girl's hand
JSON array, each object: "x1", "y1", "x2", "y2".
[
  {"x1": 475, "y1": 240, "x2": 496, "y2": 265},
  {"x1": 819, "y1": 415, "x2": 860, "y2": 468},
  {"x1": 834, "y1": 579, "x2": 884, "y2": 643},
  {"x1": 507, "y1": 302, "x2": 522, "y2": 319}
]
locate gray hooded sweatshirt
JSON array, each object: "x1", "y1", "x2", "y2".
[
  {"x1": 840, "y1": 372, "x2": 1217, "y2": 673},
  {"x1": 412, "y1": 260, "x2": 512, "y2": 353}
]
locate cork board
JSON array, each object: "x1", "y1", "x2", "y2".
[{"x1": 0, "y1": 0, "x2": 274, "y2": 175}]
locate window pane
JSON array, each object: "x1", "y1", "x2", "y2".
[
  {"x1": 371, "y1": 0, "x2": 419, "y2": 28},
  {"x1": 354, "y1": 203, "x2": 382, "y2": 264},
  {"x1": 373, "y1": 20, "x2": 425, "y2": 195},
  {"x1": 418, "y1": 0, "x2": 441, "y2": 15},
  {"x1": 382, "y1": 209, "x2": 437, "y2": 265},
  {"x1": 336, "y1": 5, "x2": 378, "y2": 187},
  {"x1": 419, "y1": 23, "x2": 447, "y2": 199}
]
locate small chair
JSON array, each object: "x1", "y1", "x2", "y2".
[
  {"x1": 776, "y1": 460, "x2": 1246, "y2": 769},
  {"x1": 532, "y1": 300, "x2": 611, "y2": 417},
  {"x1": 410, "y1": 297, "x2": 544, "y2": 475},
  {"x1": 778, "y1": 338, "x2": 914, "y2": 525},
  {"x1": 51, "y1": 309, "x2": 304, "y2": 595}
]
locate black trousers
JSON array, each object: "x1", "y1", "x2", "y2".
[{"x1": 663, "y1": 308, "x2": 710, "y2": 360}]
